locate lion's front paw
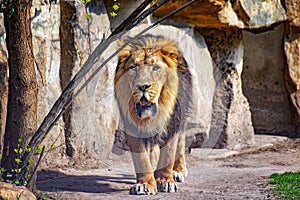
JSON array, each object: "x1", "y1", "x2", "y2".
[
  {"x1": 129, "y1": 183, "x2": 157, "y2": 195},
  {"x1": 156, "y1": 179, "x2": 177, "y2": 193},
  {"x1": 173, "y1": 168, "x2": 188, "y2": 183}
]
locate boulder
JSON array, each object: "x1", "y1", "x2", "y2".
[
  {"x1": 199, "y1": 29, "x2": 254, "y2": 149},
  {"x1": 153, "y1": 0, "x2": 286, "y2": 29},
  {"x1": 0, "y1": 182, "x2": 36, "y2": 200},
  {"x1": 283, "y1": 0, "x2": 300, "y2": 135}
]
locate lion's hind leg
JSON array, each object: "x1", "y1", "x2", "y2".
[{"x1": 173, "y1": 133, "x2": 188, "y2": 183}]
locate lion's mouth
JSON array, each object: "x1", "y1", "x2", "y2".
[{"x1": 136, "y1": 96, "x2": 157, "y2": 118}]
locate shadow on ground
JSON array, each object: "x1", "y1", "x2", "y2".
[
  {"x1": 35, "y1": 137, "x2": 300, "y2": 199},
  {"x1": 37, "y1": 170, "x2": 135, "y2": 193}
]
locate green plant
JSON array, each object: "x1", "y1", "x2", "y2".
[
  {"x1": 110, "y1": 0, "x2": 120, "y2": 17},
  {"x1": 268, "y1": 171, "x2": 300, "y2": 199},
  {"x1": 16, "y1": 191, "x2": 24, "y2": 200},
  {"x1": 0, "y1": 138, "x2": 46, "y2": 186},
  {"x1": 81, "y1": 0, "x2": 92, "y2": 20},
  {"x1": 38, "y1": 191, "x2": 60, "y2": 200},
  {"x1": 13, "y1": 139, "x2": 24, "y2": 185}
]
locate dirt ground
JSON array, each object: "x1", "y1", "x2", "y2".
[{"x1": 37, "y1": 136, "x2": 300, "y2": 200}]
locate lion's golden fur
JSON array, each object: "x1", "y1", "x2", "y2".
[{"x1": 114, "y1": 34, "x2": 191, "y2": 194}]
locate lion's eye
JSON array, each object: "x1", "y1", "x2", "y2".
[
  {"x1": 152, "y1": 65, "x2": 160, "y2": 71},
  {"x1": 128, "y1": 65, "x2": 137, "y2": 71}
]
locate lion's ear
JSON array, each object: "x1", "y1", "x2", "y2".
[
  {"x1": 160, "y1": 49, "x2": 178, "y2": 60},
  {"x1": 159, "y1": 49, "x2": 179, "y2": 69},
  {"x1": 118, "y1": 50, "x2": 131, "y2": 61},
  {"x1": 117, "y1": 40, "x2": 131, "y2": 62}
]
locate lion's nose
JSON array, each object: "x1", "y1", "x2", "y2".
[{"x1": 137, "y1": 84, "x2": 151, "y2": 92}]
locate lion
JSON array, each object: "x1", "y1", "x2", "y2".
[{"x1": 114, "y1": 34, "x2": 192, "y2": 195}]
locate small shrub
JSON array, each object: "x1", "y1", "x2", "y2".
[{"x1": 268, "y1": 171, "x2": 300, "y2": 199}]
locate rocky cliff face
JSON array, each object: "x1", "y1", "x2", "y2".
[
  {"x1": 243, "y1": 25, "x2": 296, "y2": 136},
  {"x1": 153, "y1": 0, "x2": 286, "y2": 29},
  {"x1": 284, "y1": 0, "x2": 300, "y2": 136},
  {"x1": 0, "y1": 0, "x2": 298, "y2": 167}
]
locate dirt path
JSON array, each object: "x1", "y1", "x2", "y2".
[{"x1": 37, "y1": 136, "x2": 300, "y2": 200}]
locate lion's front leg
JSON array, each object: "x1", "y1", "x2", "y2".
[
  {"x1": 127, "y1": 135, "x2": 157, "y2": 195},
  {"x1": 173, "y1": 133, "x2": 188, "y2": 183},
  {"x1": 154, "y1": 134, "x2": 179, "y2": 193}
]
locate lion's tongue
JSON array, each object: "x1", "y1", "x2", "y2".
[{"x1": 140, "y1": 96, "x2": 151, "y2": 107}]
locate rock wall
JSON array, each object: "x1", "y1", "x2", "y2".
[
  {"x1": 242, "y1": 25, "x2": 297, "y2": 136},
  {"x1": 199, "y1": 29, "x2": 254, "y2": 149},
  {"x1": 58, "y1": 0, "x2": 118, "y2": 166},
  {"x1": 30, "y1": 0, "x2": 65, "y2": 167},
  {"x1": 284, "y1": 0, "x2": 300, "y2": 135}
]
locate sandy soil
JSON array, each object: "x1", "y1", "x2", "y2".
[{"x1": 37, "y1": 137, "x2": 300, "y2": 200}]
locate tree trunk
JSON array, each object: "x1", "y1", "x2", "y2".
[
  {"x1": 0, "y1": 0, "x2": 38, "y2": 191},
  {"x1": 59, "y1": 0, "x2": 77, "y2": 157}
]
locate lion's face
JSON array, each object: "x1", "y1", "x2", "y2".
[
  {"x1": 127, "y1": 51, "x2": 172, "y2": 119},
  {"x1": 115, "y1": 35, "x2": 180, "y2": 131}
]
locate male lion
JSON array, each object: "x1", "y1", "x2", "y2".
[{"x1": 114, "y1": 34, "x2": 192, "y2": 195}]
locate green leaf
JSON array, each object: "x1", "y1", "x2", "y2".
[
  {"x1": 14, "y1": 168, "x2": 22, "y2": 173},
  {"x1": 15, "y1": 158, "x2": 22, "y2": 164},
  {"x1": 8, "y1": 7, "x2": 15, "y2": 18},
  {"x1": 110, "y1": 11, "x2": 117, "y2": 17},
  {"x1": 81, "y1": 0, "x2": 91, "y2": 4},
  {"x1": 50, "y1": 144, "x2": 57, "y2": 149},
  {"x1": 36, "y1": 144, "x2": 44, "y2": 154},
  {"x1": 0, "y1": 167, "x2": 6, "y2": 173},
  {"x1": 112, "y1": 3, "x2": 120, "y2": 11},
  {"x1": 25, "y1": 147, "x2": 32, "y2": 152},
  {"x1": 85, "y1": 13, "x2": 91, "y2": 20}
]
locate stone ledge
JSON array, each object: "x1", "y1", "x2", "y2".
[
  {"x1": 153, "y1": 0, "x2": 286, "y2": 29},
  {"x1": 190, "y1": 134, "x2": 289, "y2": 159}
]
